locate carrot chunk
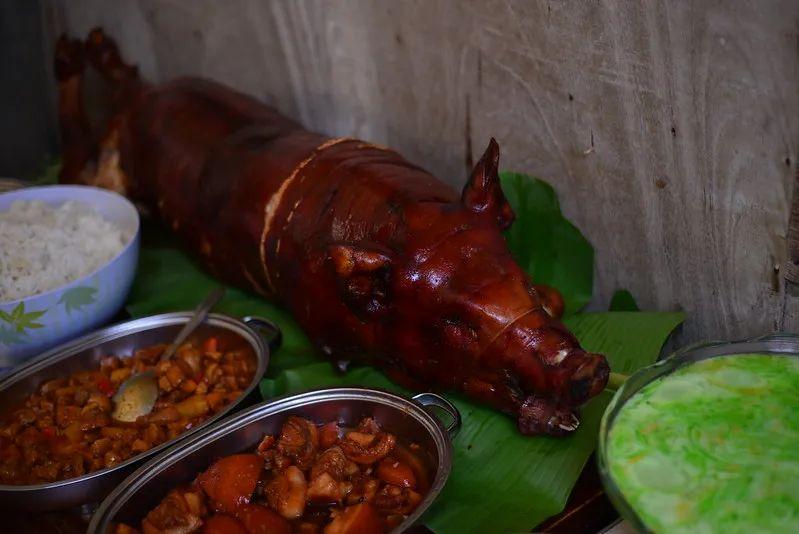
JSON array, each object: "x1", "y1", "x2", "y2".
[
  {"x1": 324, "y1": 503, "x2": 384, "y2": 534},
  {"x1": 198, "y1": 454, "x2": 264, "y2": 513},
  {"x1": 201, "y1": 514, "x2": 248, "y2": 534},
  {"x1": 235, "y1": 504, "x2": 291, "y2": 534},
  {"x1": 376, "y1": 457, "x2": 416, "y2": 488}
]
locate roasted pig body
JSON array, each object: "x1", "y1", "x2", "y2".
[{"x1": 55, "y1": 29, "x2": 609, "y2": 436}]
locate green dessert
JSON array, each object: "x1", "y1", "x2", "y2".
[{"x1": 606, "y1": 354, "x2": 799, "y2": 533}]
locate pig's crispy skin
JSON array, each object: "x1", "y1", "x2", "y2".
[{"x1": 55, "y1": 29, "x2": 609, "y2": 436}]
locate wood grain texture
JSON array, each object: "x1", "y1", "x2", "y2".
[
  {"x1": 0, "y1": 0, "x2": 59, "y2": 177},
  {"x1": 785, "y1": 169, "x2": 799, "y2": 284},
  {"x1": 45, "y1": 0, "x2": 799, "y2": 345}
]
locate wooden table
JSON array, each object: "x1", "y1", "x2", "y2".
[{"x1": 535, "y1": 456, "x2": 619, "y2": 532}]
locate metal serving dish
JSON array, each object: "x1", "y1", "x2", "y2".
[
  {"x1": 598, "y1": 333, "x2": 799, "y2": 532},
  {"x1": 90, "y1": 387, "x2": 461, "y2": 533},
  {"x1": 0, "y1": 312, "x2": 280, "y2": 511}
]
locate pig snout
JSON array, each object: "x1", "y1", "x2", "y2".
[
  {"x1": 485, "y1": 308, "x2": 610, "y2": 416},
  {"x1": 513, "y1": 350, "x2": 608, "y2": 436},
  {"x1": 547, "y1": 351, "x2": 610, "y2": 405}
]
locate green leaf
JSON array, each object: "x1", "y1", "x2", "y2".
[
  {"x1": 609, "y1": 289, "x2": 640, "y2": 311},
  {"x1": 0, "y1": 326, "x2": 26, "y2": 345},
  {"x1": 59, "y1": 286, "x2": 98, "y2": 314},
  {"x1": 258, "y1": 311, "x2": 683, "y2": 533},
  {"x1": 126, "y1": 223, "x2": 314, "y2": 377},
  {"x1": 0, "y1": 302, "x2": 48, "y2": 333},
  {"x1": 21, "y1": 310, "x2": 46, "y2": 320},
  {"x1": 17, "y1": 310, "x2": 46, "y2": 329},
  {"x1": 501, "y1": 171, "x2": 594, "y2": 316},
  {"x1": 27, "y1": 157, "x2": 61, "y2": 185},
  {"x1": 18, "y1": 320, "x2": 44, "y2": 331}
]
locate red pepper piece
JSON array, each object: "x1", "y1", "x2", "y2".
[{"x1": 96, "y1": 377, "x2": 115, "y2": 397}]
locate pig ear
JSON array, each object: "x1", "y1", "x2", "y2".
[
  {"x1": 461, "y1": 138, "x2": 515, "y2": 230},
  {"x1": 328, "y1": 243, "x2": 393, "y2": 318}
]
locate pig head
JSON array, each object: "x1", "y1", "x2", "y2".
[{"x1": 268, "y1": 138, "x2": 609, "y2": 436}]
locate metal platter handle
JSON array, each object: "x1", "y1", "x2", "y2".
[
  {"x1": 412, "y1": 392, "x2": 461, "y2": 439},
  {"x1": 242, "y1": 316, "x2": 283, "y2": 352}
]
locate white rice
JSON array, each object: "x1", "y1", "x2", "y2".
[{"x1": 0, "y1": 200, "x2": 128, "y2": 302}]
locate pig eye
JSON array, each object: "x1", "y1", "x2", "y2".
[
  {"x1": 442, "y1": 315, "x2": 478, "y2": 340},
  {"x1": 442, "y1": 314, "x2": 463, "y2": 326}
]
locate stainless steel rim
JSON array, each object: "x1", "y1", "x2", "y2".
[
  {"x1": 0, "y1": 312, "x2": 269, "y2": 495},
  {"x1": 411, "y1": 392, "x2": 461, "y2": 438},
  {"x1": 89, "y1": 387, "x2": 457, "y2": 533},
  {"x1": 241, "y1": 315, "x2": 282, "y2": 351}
]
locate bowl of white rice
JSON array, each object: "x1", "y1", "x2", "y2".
[{"x1": 0, "y1": 185, "x2": 139, "y2": 370}]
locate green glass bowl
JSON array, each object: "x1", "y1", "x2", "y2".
[{"x1": 597, "y1": 333, "x2": 799, "y2": 532}]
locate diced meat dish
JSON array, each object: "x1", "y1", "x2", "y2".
[
  {"x1": 117, "y1": 416, "x2": 430, "y2": 533},
  {"x1": 0, "y1": 336, "x2": 256, "y2": 485}
]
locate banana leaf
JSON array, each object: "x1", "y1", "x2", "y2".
[
  {"x1": 609, "y1": 289, "x2": 641, "y2": 312},
  {"x1": 501, "y1": 172, "x2": 594, "y2": 316},
  {"x1": 126, "y1": 172, "x2": 684, "y2": 533},
  {"x1": 256, "y1": 311, "x2": 682, "y2": 533}
]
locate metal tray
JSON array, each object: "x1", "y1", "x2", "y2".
[
  {"x1": 0, "y1": 312, "x2": 279, "y2": 510},
  {"x1": 90, "y1": 387, "x2": 461, "y2": 533}
]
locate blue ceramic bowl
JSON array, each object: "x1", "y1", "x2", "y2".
[{"x1": 0, "y1": 185, "x2": 140, "y2": 371}]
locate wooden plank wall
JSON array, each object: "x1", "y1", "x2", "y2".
[
  {"x1": 46, "y1": 0, "x2": 799, "y2": 345},
  {"x1": 0, "y1": 0, "x2": 58, "y2": 177}
]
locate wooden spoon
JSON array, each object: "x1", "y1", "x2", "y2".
[{"x1": 111, "y1": 287, "x2": 226, "y2": 422}]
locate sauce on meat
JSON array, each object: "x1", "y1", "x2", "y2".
[
  {"x1": 119, "y1": 416, "x2": 431, "y2": 534},
  {"x1": 0, "y1": 336, "x2": 256, "y2": 485}
]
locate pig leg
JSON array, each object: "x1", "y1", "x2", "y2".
[
  {"x1": 387, "y1": 363, "x2": 524, "y2": 416},
  {"x1": 89, "y1": 115, "x2": 132, "y2": 196},
  {"x1": 84, "y1": 27, "x2": 138, "y2": 85},
  {"x1": 461, "y1": 373, "x2": 525, "y2": 415},
  {"x1": 55, "y1": 29, "x2": 137, "y2": 194},
  {"x1": 73, "y1": 28, "x2": 141, "y2": 195},
  {"x1": 55, "y1": 35, "x2": 94, "y2": 185},
  {"x1": 383, "y1": 367, "x2": 429, "y2": 392},
  {"x1": 517, "y1": 396, "x2": 580, "y2": 436}
]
